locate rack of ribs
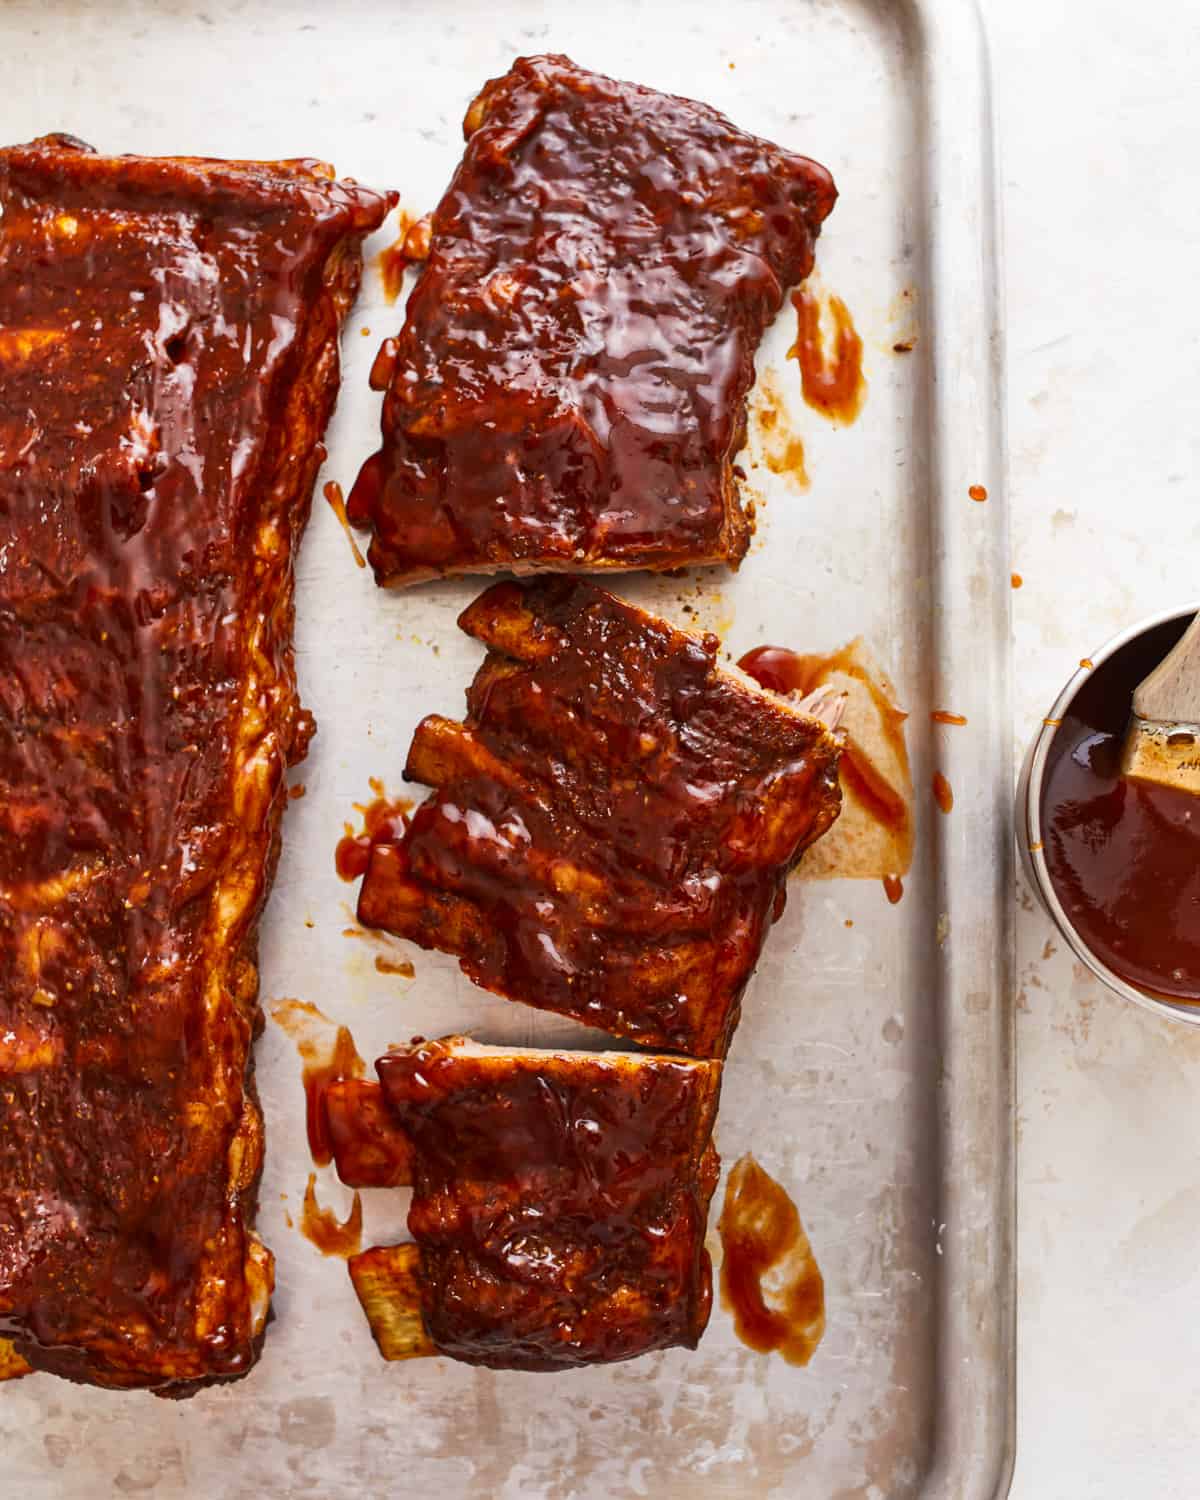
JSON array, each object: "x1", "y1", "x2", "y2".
[
  {"x1": 354, "y1": 577, "x2": 843, "y2": 1057},
  {"x1": 347, "y1": 53, "x2": 837, "y2": 586},
  {"x1": 0, "y1": 135, "x2": 389, "y2": 1391},
  {"x1": 346, "y1": 1036, "x2": 721, "y2": 1370}
]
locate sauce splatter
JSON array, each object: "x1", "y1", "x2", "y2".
[
  {"x1": 376, "y1": 212, "x2": 432, "y2": 303},
  {"x1": 375, "y1": 955, "x2": 415, "y2": 978},
  {"x1": 932, "y1": 771, "x2": 954, "y2": 814},
  {"x1": 1079, "y1": 658, "x2": 1094, "y2": 670},
  {"x1": 931, "y1": 710, "x2": 968, "y2": 726},
  {"x1": 739, "y1": 642, "x2": 913, "y2": 872},
  {"x1": 717, "y1": 1155, "x2": 825, "y2": 1366},
  {"x1": 1011, "y1": 573, "x2": 1023, "y2": 589},
  {"x1": 788, "y1": 285, "x2": 866, "y2": 426},
  {"x1": 752, "y1": 368, "x2": 808, "y2": 488},
  {"x1": 969, "y1": 484, "x2": 988, "y2": 502},
  {"x1": 324, "y1": 480, "x2": 366, "y2": 569},
  {"x1": 270, "y1": 1000, "x2": 366, "y2": 1166},
  {"x1": 335, "y1": 778, "x2": 413, "y2": 883},
  {"x1": 299, "y1": 1173, "x2": 363, "y2": 1258},
  {"x1": 288, "y1": 782, "x2": 306, "y2": 800},
  {"x1": 883, "y1": 873, "x2": 904, "y2": 904}
]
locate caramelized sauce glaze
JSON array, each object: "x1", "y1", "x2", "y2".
[
  {"x1": 356, "y1": 579, "x2": 842, "y2": 1057},
  {"x1": 348, "y1": 54, "x2": 837, "y2": 583},
  {"x1": 0, "y1": 136, "x2": 388, "y2": 1390},
  {"x1": 376, "y1": 1037, "x2": 722, "y2": 1369}
]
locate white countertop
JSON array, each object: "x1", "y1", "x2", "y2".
[{"x1": 983, "y1": 1, "x2": 1200, "y2": 1494}]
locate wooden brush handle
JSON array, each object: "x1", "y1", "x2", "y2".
[{"x1": 1133, "y1": 612, "x2": 1200, "y2": 723}]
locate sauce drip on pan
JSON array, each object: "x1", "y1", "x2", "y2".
[
  {"x1": 335, "y1": 779, "x2": 413, "y2": 883},
  {"x1": 1041, "y1": 615, "x2": 1200, "y2": 1001},
  {"x1": 739, "y1": 643, "x2": 911, "y2": 842},
  {"x1": 375, "y1": 213, "x2": 432, "y2": 303},
  {"x1": 324, "y1": 480, "x2": 366, "y2": 569},
  {"x1": 883, "y1": 873, "x2": 904, "y2": 905},
  {"x1": 718, "y1": 1155, "x2": 825, "y2": 1365},
  {"x1": 788, "y1": 285, "x2": 866, "y2": 426},
  {"x1": 300, "y1": 1173, "x2": 363, "y2": 1258},
  {"x1": 932, "y1": 771, "x2": 954, "y2": 814},
  {"x1": 270, "y1": 1000, "x2": 366, "y2": 1166},
  {"x1": 931, "y1": 710, "x2": 968, "y2": 726}
]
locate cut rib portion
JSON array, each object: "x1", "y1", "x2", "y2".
[
  {"x1": 349, "y1": 1036, "x2": 721, "y2": 1371},
  {"x1": 356, "y1": 578, "x2": 843, "y2": 1056},
  {"x1": 325, "y1": 1078, "x2": 414, "y2": 1189},
  {"x1": 0, "y1": 135, "x2": 389, "y2": 1392},
  {"x1": 347, "y1": 53, "x2": 837, "y2": 585}
]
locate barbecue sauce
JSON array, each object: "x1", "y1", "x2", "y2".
[
  {"x1": 300, "y1": 1174, "x2": 363, "y2": 1258},
  {"x1": 718, "y1": 1155, "x2": 825, "y2": 1366},
  {"x1": 335, "y1": 781, "x2": 412, "y2": 882},
  {"x1": 270, "y1": 1000, "x2": 366, "y2": 1166},
  {"x1": 739, "y1": 642, "x2": 911, "y2": 841},
  {"x1": 789, "y1": 285, "x2": 866, "y2": 425},
  {"x1": 1041, "y1": 614, "x2": 1200, "y2": 1001}
]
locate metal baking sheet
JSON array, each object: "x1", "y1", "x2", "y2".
[{"x1": 0, "y1": 1, "x2": 1013, "y2": 1495}]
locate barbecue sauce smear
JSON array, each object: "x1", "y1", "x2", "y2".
[
  {"x1": 270, "y1": 999, "x2": 366, "y2": 1165},
  {"x1": 300, "y1": 1174, "x2": 363, "y2": 1258},
  {"x1": 718, "y1": 1155, "x2": 825, "y2": 1365},
  {"x1": 789, "y1": 285, "x2": 866, "y2": 425},
  {"x1": 1041, "y1": 615, "x2": 1200, "y2": 1001},
  {"x1": 739, "y1": 641, "x2": 912, "y2": 898}
]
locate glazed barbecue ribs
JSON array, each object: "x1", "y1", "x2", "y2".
[
  {"x1": 347, "y1": 1037, "x2": 722, "y2": 1370},
  {"x1": 355, "y1": 578, "x2": 843, "y2": 1057},
  {"x1": 0, "y1": 136, "x2": 388, "y2": 1391},
  {"x1": 347, "y1": 54, "x2": 837, "y2": 585}
]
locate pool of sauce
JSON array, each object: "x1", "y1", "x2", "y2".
[
  {"x1": 717, "y1": 1155, "x2": 825, "y2": 1366},
  {"x1": 299, "y1": 1173, "x2": 363, "y2": 1258},
  {"x1": 788, "y1": 284, "x2": 866, "y2": 426},
  {"x1": 1041, "y1": 614, "x2": 1200, "y2": 1001}
]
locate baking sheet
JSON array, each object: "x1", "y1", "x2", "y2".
[{"x1": 0, "y1": 1, "x2": 1013, "y2": 1495}]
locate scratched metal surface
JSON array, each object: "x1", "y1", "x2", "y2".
[{"x1": 0, "y1": 1, "x2": 1012, "y2": 1495}]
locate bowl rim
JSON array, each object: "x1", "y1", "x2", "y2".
[{"x1": 1019, "y1": 600, "x2": 1200, "y2": 1026}]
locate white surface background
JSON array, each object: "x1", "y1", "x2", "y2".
[{"x1": 984, "y1": 1, "x2": 1200, "y2": 1496}]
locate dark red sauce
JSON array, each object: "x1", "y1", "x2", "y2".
[
  {"x1": 883, "y1": 874, "x2": 904, "y2": 905},
  {"x1": 347, "y1": 54, "x2": 837, "y2": 584},
  {"x1": 1041, "y1": 614, "x2": 1200, "y2": 1001},
  {"x1": 717, "y1": 1155, "x2": 825, "y2": 1366},
  {"x1": 377, "y1": 1037, "x2": 721, "y2": 1369}
]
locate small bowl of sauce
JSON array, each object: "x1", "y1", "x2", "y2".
[{"x1": 1018, "y1": 603, "x2": 1200, "y2": 1023}]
